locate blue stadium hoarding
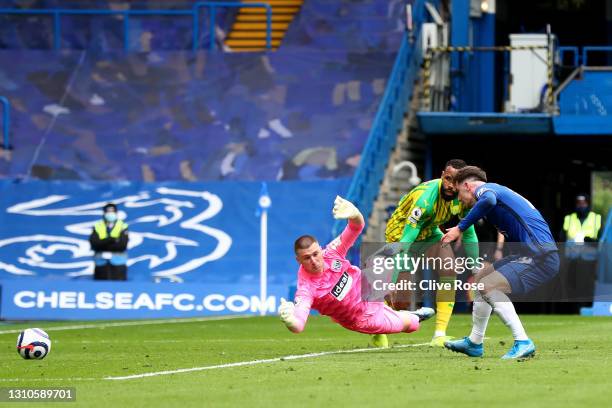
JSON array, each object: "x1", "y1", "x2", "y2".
[{"x1": 0, "y1": 280, "x2": 288, "y2": 320}]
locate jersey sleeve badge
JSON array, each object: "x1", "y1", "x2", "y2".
[{"x1": 408, "y1": 207, "x2": 424, "y2": 224}]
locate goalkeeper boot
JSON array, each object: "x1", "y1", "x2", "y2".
[
  {"x1": 408, "y1": 307, "x2": 435, "y2": 322},
  {"x1": 444, "y1": 336, "x2": 483, "y2": 357},
  {"x1": 370, "y1": 334, "x2": 389, "y2": 349},
  {"x1": 501, "y1": 339, "x2": 535, "y2": 360}
]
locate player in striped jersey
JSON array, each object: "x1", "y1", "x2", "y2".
[{"x1": 378, "y1": 159, "x2": 480, "y2": 347}]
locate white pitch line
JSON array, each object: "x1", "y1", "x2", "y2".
[
  {"x1": 0, "y1": 315, "x2": 252, "y2": 335},
  {"x1": 105, "y1": 342, "x2": 431, "y2": 381},
  {"x1": 0, "y1": 378, "x2": 98, "y2": 382}
]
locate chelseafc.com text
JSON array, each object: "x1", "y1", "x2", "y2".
[{"x1": 12, "y1": 291, "x2": 277, "y2": 313}]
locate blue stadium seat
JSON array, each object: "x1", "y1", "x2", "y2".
[{"x1": 0, "y1": 49, "x2": 394, "y2": 181}]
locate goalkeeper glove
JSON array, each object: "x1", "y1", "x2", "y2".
[
  {"x1": 279, "y1": 298, "x2": 298, "y2": 329},
  {"x1": 332, "y1": 195, "x2": 361, "y2": 220}
]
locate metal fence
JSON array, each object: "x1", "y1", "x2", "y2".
[{"x1": 0, "y1": 2, "x2": 273, "y2": 51}]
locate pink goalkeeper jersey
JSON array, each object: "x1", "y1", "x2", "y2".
[{"x1": 290, "y1": 221, "x2": 384, "y2": 333}]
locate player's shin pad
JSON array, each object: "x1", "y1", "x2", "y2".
[{"x1": 435, "y1": 276, "x2": 456, "y2": 335}]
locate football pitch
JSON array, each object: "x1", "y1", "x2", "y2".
[{"x1": 1, "y1": 314, "x2": 611, "y2": 407}]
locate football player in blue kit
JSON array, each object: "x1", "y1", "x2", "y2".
[{"x1": 441, "y1": 166, "x2": 560, "y2": 359}]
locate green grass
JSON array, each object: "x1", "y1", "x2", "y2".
[{"x1": 1, "y1": 315, "x2": 611, "y2": 407}]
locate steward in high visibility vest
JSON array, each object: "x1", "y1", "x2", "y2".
[
  {"x1": 89, "y1": 202, "x2": 129, "y2": 280},
  {"x1": 563, "y1": 212, "x2": 601, "y2": 242},
  {"x1": 562, "y1": 195, "x2": 601, "y2": 261}
]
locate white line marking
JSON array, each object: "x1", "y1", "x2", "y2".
[
  {"x1": 105, "y1": 342, "x2": 431, "y2": 381},
  {"x1": 0, "y1": 315, "x2": 252, "y2": 335},
  {"x1": 0, "y1": 378, "x2": 98, "y2": 382}
]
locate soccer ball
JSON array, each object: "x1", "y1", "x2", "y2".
[{"x1": 16, "y1": 328, "x2": 51, "y2": 360}]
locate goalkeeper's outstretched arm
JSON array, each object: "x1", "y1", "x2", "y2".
[
  {"x1": 279, "y1": 296, "x2": 312, "y2": 333},
  {"x1": 329, "y1": 196, "x2": 365, "y2": 257},
  {"x1": 332, "y1": 195, "x2": 364, "y2": 227}
]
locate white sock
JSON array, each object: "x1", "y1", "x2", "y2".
[
  {"x1": 434, "y1": 330, "x2": 446, "y2": 338},
  {"x1": 469, "y1": 301, "x2": 492, "y2": 345},
  {"x1": 486, "y1": 291, "x2": 528, "y2": 341}
]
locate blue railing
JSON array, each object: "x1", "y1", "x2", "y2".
[
  {"x1": 582, "y1": 46, "x2": 612, "y2": 67},
  {"x1": 332, "y1": 0, "x2": 430, "y2": 239},
  {"x1": 193, "y1": 2, "x2": 272, "y2": 51},
  {"x1": 0, "y1": 96, "x2": 9, "y2": 150},
  {"x1": 558, "y1": 46, "x2": 579, "y2": 67},
  {"x1": 0, "y1": 2, "x2": 273, "y2": 51},
  {"x1": 556, "y1": 46, "x2": 612, "y2": 67}
]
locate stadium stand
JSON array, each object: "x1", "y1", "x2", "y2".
[
  {"x1": 0, "y1": 49, "x2": 393, "y2": 181},
  {"x1": 0, "y1": 1, "x2": 409, "y2": 182},
  {"x1": 0, "y1": 0, "x2": 414, "y2": 288},
  {"x1": 283, "y1": 0, "x2": 406, "y2": 52}
]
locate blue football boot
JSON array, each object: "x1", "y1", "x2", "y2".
[
  {"x1": 444, "y1": 336, "x2": 484, "y2": 357},
  {"x1": 501, "y1": 339, "x2": 536, "y2": 360}
]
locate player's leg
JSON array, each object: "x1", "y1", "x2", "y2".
[
  {"x1": 446, "y1": 256, "x2": 539, "y2": 359},
  {"x1": 368, "y1": 305, "x2": 416, "y2": 348},
  {"x1": 381, "y1": 305, "x2": 437, "y2": 334},
  {"x1": 363, "y1": 305, "x2": 434, "y2": 339},
  {"x1": 444, "y1": 267, "x2": 506, "y2": 358},
  {"x1": 479, "y1": 270, "x2": 536, "y2": 359},
  {"x1": 425, "y1": 236, "x2": 457, "y2": 346},
  {"x1": 465, "y1": 261, "x2": 496, "y2": 345},
  {"x1": 445, "y1": 257, "x2": 513, "y2": 356},
  {"x1": 387, "y1": 271, "x2": 412, "y2": 310},
  {"x1": 442, "y1": 264, "x2": 498, "y2": 356}
]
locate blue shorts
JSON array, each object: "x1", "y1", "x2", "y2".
[{"x1": 494, "y1": 251, "x2": 560, "y2": 295}]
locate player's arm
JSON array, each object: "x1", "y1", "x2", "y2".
[
  {"x1": 443, "y1": 190, "x2": 496, "y2": 243},
  {"x1": 460, "y1": 224, "x2": 479, "y2": 261},
  {"x1": 329, "y1": 196, "x2": 364, "y2": 257},
  {"x1": 494, "y1": 232, "x2": 505, "y2": 260},
  {"x1": 279, "y1": 288, "x2": 313, "y2": 333},
  {"x1": 372, "y1": 206, "x2": 425, "y2": 259},
  {"x1": 397, "y1": 199, "x2": 431, "y2": 250},
  {"x1": 393, "y1": 222, "x2": 420, "y2": 254}
]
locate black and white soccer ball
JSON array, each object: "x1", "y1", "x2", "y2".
[{"x1": 16, "y1": 328, "x2": 51, "y2": 360}]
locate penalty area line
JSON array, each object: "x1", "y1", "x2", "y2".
[{"x1": 105, "y1": 342, "x2": 431, "y2": 381}]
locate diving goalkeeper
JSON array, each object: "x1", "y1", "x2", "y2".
[{"x1": 279, "y1": 196, "x2": 434, "y2": 337}]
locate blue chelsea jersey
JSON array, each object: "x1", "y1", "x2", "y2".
[{"x1": 473, "y1": 183, "x2": 557, "y2": 255}]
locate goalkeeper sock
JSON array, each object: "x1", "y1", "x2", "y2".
[
  {"x1": 468, "y1": 300, "x2": 492, "y2": 344},
  {"x1": 434, "y1": 276, "x2": 456, "y2": 337}
]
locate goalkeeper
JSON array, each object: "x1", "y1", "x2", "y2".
[
  {"x1": 279, "y1": 196, "x2": 434, "y2": 338},
  {"x1": 383, "y1": 159, "x2": 480, "y2": 347}
]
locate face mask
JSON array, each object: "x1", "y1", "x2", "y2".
[
  {"x1": 575, "y1": 207, "x2": 589, "y2": 217},
  {"x1": 104, "y1": 212, "x2": 118, "y2": 223}
]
